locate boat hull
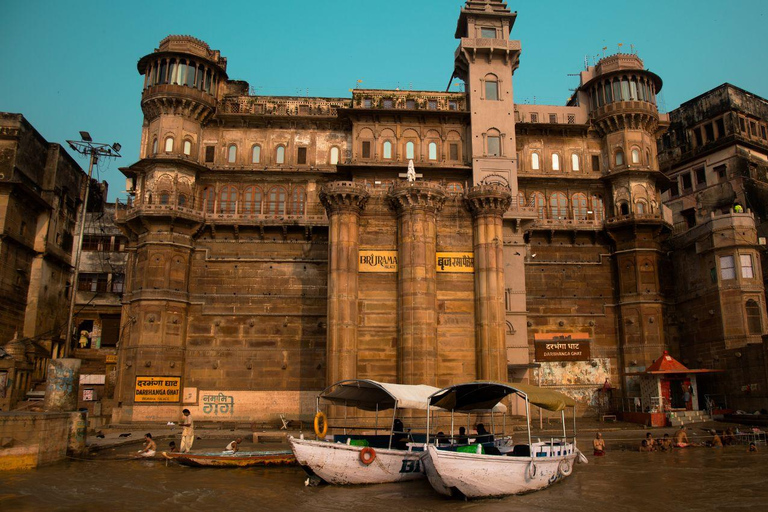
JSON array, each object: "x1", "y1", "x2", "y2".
[
  {"x1": 289, "y1": 437, "x2": 425, "y2": 485},
  {"x1": 423, "y1": 445, "x2": 578, "y2": 499},
  {"x1": 162, "y1": 450, "x2": 296, "y2": 468}
]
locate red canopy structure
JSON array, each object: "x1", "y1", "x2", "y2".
[{"x1": 641, "y1": 351, "x2": 722, "y2": 375}]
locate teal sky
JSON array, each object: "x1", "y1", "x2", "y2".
[{"x1": 1, "y1": 0, "x2": 766, "y2": 200}]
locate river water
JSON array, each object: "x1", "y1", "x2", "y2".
[{"x1": 1, "y1": 446, "x2": 767, "y2": 511}]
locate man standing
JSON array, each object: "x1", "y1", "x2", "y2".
[{"x1": 179, "y1": 409, "x2": 195, "y2": 453}]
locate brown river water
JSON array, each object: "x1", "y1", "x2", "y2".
[{"x1": 1, "y1": 445, "x2": 767, "y2": 512}]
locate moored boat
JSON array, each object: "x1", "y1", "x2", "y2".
[
  {"x1": 422, "y1": 382, "x2": 587, "y2": 499},
  {"x1": 162, "y1": 450, "x2": 296, "y2": 468}
]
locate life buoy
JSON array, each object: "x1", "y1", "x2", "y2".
[
  {"x1": 558, "y1": 459, "x2": 573, "y2": 477},
  {"x1": 359, "y1": 447, "x2": 376, "y2": 465},
  {"x1": 576, "y1": 450, "x2": 589, "y2": 465},
  {"x1": 527, "y1": 460, "x2": 537, "y2": 479},
  {"x1": 314, "y1": 411, "x2": 328, "y2": 438}
]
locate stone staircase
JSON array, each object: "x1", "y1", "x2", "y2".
[{"x1": 668, "y1": 410, "x2": 712, "y2": 426}]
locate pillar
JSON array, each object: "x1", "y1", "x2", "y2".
[
  {"x1": 466, "y1": 185, "x2": 512, "y2": 382},
  {"x1": 388, "y1": 182, "x2": 446, "y2": 385},
  {"x1": 43, "y1": 358, "x2": 82, "y2": 412},
  {"x1": 320, "y1": 181, "x2": 370, "y2": 385}
]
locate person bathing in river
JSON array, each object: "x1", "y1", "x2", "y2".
[
  {"x1": 168, "y1": 441, "x2": 178, "y2": 453},
  {"x1": 659, "y1": 434, "x2": 672, "y2": 451},
  {"x1": 639, "y1": 439, "x2": 654, "y2": 452},
  {"x1": 673, "y1": 426, "x2": 691, "y2": 448},
  {"x1": 645, "y1": 432, "x2": 656, "y2": 449},
  {"x1": 593, "y1": 433, "x2": 606, "y2": 456},
  {"x1": 224, "y1": 438, "x2": 243, "y2": 454},
  {"x1": 708, "y1": 430, "x2": 723, "y2": 448},
  {"x1": 748, "y1": 442, "x2": 758, "y2": 453},
  {"x1": 138, "y1": 433, "x2": 156, "y2": 457},
  {"x1": 723, "y1": 428, "x2": 735, "y2": 446}
]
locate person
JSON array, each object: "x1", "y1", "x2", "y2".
[
  {"x1": 168, "y1": 441, "x2": 178, "y2": 453},
  {"x1": 734, "y1": 203, "x2": 744, "y2": 213},
  {"x1": 659, "y1": 434, "x2": 672, "y2": 451},
  {"x1": 138, "y1": 433, "x2": 156, "y2": 457},
  {"x1": 475, "y1": 423, "x2": 491, "y2": 442},
  {"x1": 710, "y1": 431, "x2": 723, "y2": 448},
  {"x1": 224, "y1": 438, "x2": 242, "y2": 454},
  {"x1": 179, "y1": 409, "x2": 195, "y2": 453},
  {"x1": 78, "y1": 330, "x2": 91, "y2": 349},
  {"x1": 747, "y1": 442, "x2": 758, "y2": 453},
  {"x1": 457, "y1": 426, "x2": 468, "y2": 445},
  {"x1": 593, "y1": 432, "x2": 606, "y2": 456},
  {"x1": 673, "y1": 426, "x2": 690, "y2": 448},
  {"x1": 392, "y1": 418, "x2": 408, "y2": 450},
  {"x1": 723, "y1": 428, "x2": 735, "y2": 446},
  {"x1": 639, "y1": 439, "x2": 653, "y2": 452},
  {"x1": 645, "y1": 432, "x2": 655, "y2": 449},
  {"x1": 435, "y1": 431, "x2": 448, "y2": 446},
  {"x1": 682, "y1": 383, "x2": 692, "y2": 409}
]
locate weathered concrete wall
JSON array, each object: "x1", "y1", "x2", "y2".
[
  {"x1": 43, "y1": 359, "x2": 82, "y2": 412},
  {"x1": 0, "y1": 412, "x2": 72, "y2": 470}
]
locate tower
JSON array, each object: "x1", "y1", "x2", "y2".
[
  {"x1": 113, "y1": 36, "x2": 227, "y2": 422},
  {"x1": 577, "y1": 54, "x2": 670, "y2": 379}
]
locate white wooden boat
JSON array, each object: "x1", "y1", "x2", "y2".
[
  {"x1": 422, "y1": 382, "x2": 587, "y2": 499},
  {"x1": 289, "y1": 379, "x2": 502, "y2": 486}
]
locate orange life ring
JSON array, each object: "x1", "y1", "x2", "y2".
[
  {"x1": 359, "y1": 447, "x2": 376, "y2": 465},
  {"x1": 314, "y1": 411, "x2": 328, "y2": 438}
]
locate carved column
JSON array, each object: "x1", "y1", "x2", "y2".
[
  {"x1": 466, "y1": 185, "x2": 512, "y2": 382},
  {"x1": 388, "y1": 182, "x2": 446, "y2": 385},
  {"x1": 320, "y1": 182, "x2": 370, "y2": 386}
]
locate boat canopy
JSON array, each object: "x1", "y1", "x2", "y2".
[
  {"x1": 429, "y1": 382, "x2": 576, "y2": 413},
  {"x1": 320, "y1": 379, "x2": 442, "y2": 411}
]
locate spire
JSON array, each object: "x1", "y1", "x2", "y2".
[{"x1": 463, "y1": 0, "x2": 511, "y2": 14}]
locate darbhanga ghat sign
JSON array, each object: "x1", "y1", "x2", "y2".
[
  {"x1": 359, "y1": 250, "x2": 398, "y2": 272},
  {"x1": 436, "y1": 252, "x2": 474, "y2": 273},
  {"x1": 534, "y1": 333, "x2": 591, "y2": 362},
  {"x1": 134, "y1": 376, "x2": 181, "y2": 403}
]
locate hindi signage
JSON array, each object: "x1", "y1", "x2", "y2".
[
  {"x1": 436, "y1": 252, "x2": 474, "y2": 273},
  {"x1": 200, "y1": 392, "x2": 236, "y2": 416},
  {"x1": 134, "y1": 376, "x2": 181, "y2": 403},
  {"x1": 359, "y1": 250, "x2": 398, "y2": 273},
  {"x1": 534, "y1": 333, "x2": 591, "y2": 362}
]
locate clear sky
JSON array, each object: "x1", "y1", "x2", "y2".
[{"x1": 1, "y1": 0, "x2": 766, "y2": 200}]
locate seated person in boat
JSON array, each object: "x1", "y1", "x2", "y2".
[
  {"x1": 435, "y1": 431, "x2": 449, "y2": 446},
  {"x1": 456, "y1": 426, "x2": 468, "y2": 445},
  {"x1": 475, "y1": 423, "x2": 492, "y2": 442},
  {"x1": 593, "y1": 433, "x2": 606, "y2": 456},
  {"x1": 658, "y1": 434, "x2": 672, "y2": 451},
  {"x1": 139, "y1": 433, "x2": 157, "y2": 457},
  {"x1": 392, "y1": 419, "x2": 409, "y2": 450},
  {"x1": 639, "y1": 439, "x2": 654, "y2": 452},
  {"x1": 168, "y1": 441, "x2": 178, "y2": 453},
  {"x1": 673, "y1": 426, "x2": 690, "y2": 448},
  {"x1": 224, "y1": 438, "x2": 243, "y2": 454}
]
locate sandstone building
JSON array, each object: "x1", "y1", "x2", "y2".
[{"x1": 112, "y1": 0, "x2": 766, "y2": 424}]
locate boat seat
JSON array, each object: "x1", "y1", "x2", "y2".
[{"x1": 509, "y1": 444, "x2": 531, "y2": 457}]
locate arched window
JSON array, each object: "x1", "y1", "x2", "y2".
[
  {"x1": 531, "y1": 192, "x2": 546, "y2": 219},
  {"x1": 746, "y1": 299, "x2": 762, "y2": 335},
  {"x1": 242, "y1": 186, "x2": 262, "y2": 215},
  {"x1": 383, "y1": 141, "x2": 393, "y2": 160},
  {"x1": 485, "y1": 74, "x2": 499, "y2": 101},
  {"x1": 631, "y1": 149, "x2": 641, "y2": 164},
  {"x1": 159, "y1": 192, "x2": 170, "y2": 205},
  {"x1": 645, "y1": 150, "x2": 651, "y2": 166},
  {"x1": 572, "y1": 193, "x2": 588, "y2": 220},
  {"x1": 276, "y1": 146, "x2": 286, "y2": 164},
  {"x1": 635, "y1": 200, "x2": 646, "y2": 214},
  {"x1": 252, "y1": 145, "x2": 261, "y2": 164},
  {"x1": 330, "y1": 146, "x2": 340, "y2": 165},
  {"x1": 266, "y1": 186, "x2": 287, "y2": 216},
  {"x1": 183, "y1": 140, "x2": 192, "y2": 156},
  {"x1": 517, "y1": 192, "x2": 526, "y2": 208},
  {"x1": 219, "y1": 185, "x2": 237, "y2": 214},
  {"x1": 571, "y1": 154, "x2": 580, "y2": 171},
  {"x1": 227, "y1": 144, "x2": 237, "y2": 163},
  {"x1": 487, "y1": 131, "x2": 501, "y2": 157},
  {"x1": 202, "y1": 187, "x2": 215, "y2": 214},
  {"x1": 531, "y1": 152, "x2": 540, "y2": 170},
  {"x1": 290, "y1": 187, "x2": 306, "y2": 215},
  {"x1": 164, "y1": 137, "x2": 174, "y2": 153},
  {"x1": 619, "y1": 202, "x2": 630, "y2": 215},
  {"x1": 552, "y1": 154, "x2": 560, "y2": 171},
  {"x1": 591, "y1": 195, "x2": 605, "y2": 221},
  {"x1": 615, "y1": 150, "x2": 625, "y2": 166},
  {"x1": 152, "y1": 138, "x2": 158, "y2": 155},
  {"x1": 446, "y1": 182, "x2": 463, "y2": 193},
  {"x1": 428, "y1": 142, "x2": 438, "y2": 161},
  {"x1": 550, "y1": 192, "x2": 568, "y2": 219},
  {"x1": 406, "y1": 141, "x2": 415, "y2": 160},
  {"x1": 178, "y1": 194, "x2": 187, "y2": 207}
]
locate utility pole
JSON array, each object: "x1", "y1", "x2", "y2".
[{"x1": 63, "y1": 132, "x2": 121, "y2": 358}]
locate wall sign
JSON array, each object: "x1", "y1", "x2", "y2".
[
  {"x1": 534, "y1": 333, "x2": 591, "y2": 362},
  {"x1": 359, "y1": 250, "x2": 398, "y2": 273},
  {"x1": 134, "y1": 376, "x2": 181, "y2": 403},
  {"x1": 437, "y1": 252, "x2": 474, "y2": 273}
]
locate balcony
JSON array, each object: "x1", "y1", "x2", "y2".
[
  {"x1": 349, "y1": 89, "x2": 467, "y2": 112},
  {"x1": 115, "y1": 197, "x2": 327, "y2": 227},
  {"x1": 219, "y1": 96, "x2": 350, "y2": 117}
]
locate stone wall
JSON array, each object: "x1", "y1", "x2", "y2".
[{"x1": 0, "y1": 412, "x2": 72, "y2": 470}]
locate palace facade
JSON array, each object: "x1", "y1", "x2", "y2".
[{"x1": 111, "y1": 0, "x2": 766, "y2": 424}]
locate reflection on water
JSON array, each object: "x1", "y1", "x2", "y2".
[{"x1": 1, "y1": 448, "x2": 767, "y2": 511}]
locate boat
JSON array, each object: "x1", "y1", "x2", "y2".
[
  {"x1": 161, "y1": 450, "x2": 296, "y2": 468},
  {"x1": 422, "y1": 382, "x2": 587, "y2": 499},
  {"x1": 290, "y1": 379, "x2": 498, "y2": 485}
]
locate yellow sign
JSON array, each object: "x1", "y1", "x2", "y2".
[
  {"x1": 359, "y1": 250, "x2": 398, "y2": 273},
  {"x1": 437, "y1": 252, "x2": 474, "y2": 273},
  {"x1": 134, "y1": 376, "x2": 181, "y2": 403},
  {"x1": 105, "y1": 354, "x2": 118, "y2": 364}
]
